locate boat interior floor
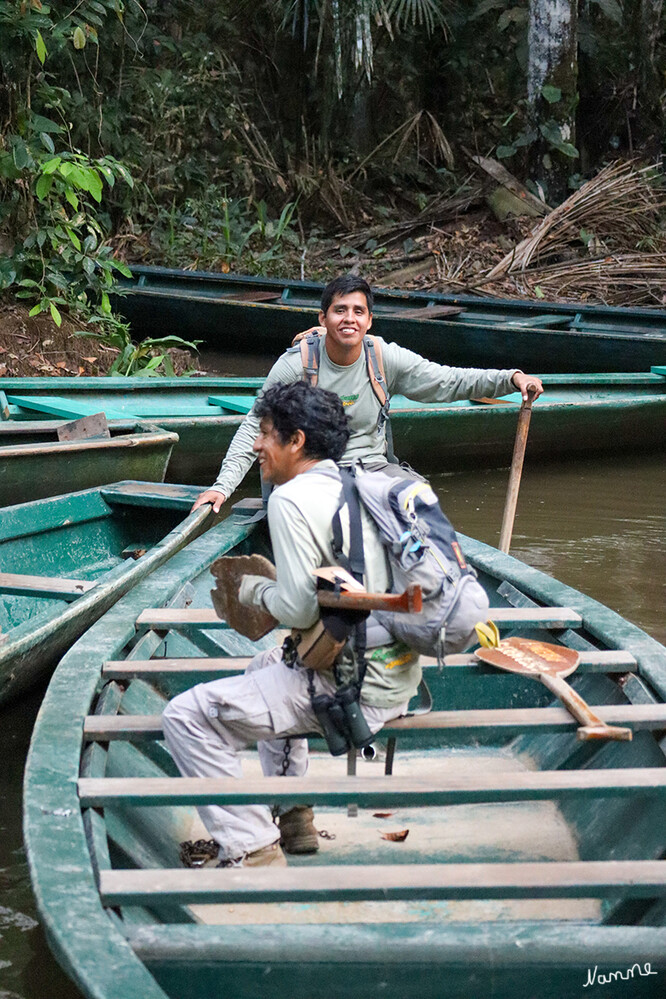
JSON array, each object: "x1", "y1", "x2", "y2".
[{"x1": 177, "y1": 748, "x2": 602, "y2": 926}]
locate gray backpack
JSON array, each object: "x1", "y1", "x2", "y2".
[{"x1": 334, "y1": 467, "x2": 489, "y2": 659}]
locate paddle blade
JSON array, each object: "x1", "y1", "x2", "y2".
[
  {"x1": 475, "y1": 636, "x2": 580, "y2": 678},
  {"x1": 210, "y1": 554, "x2": 278, "y2": 640}
]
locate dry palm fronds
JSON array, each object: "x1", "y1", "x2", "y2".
[
  {"x1": 348, "y1": 110, "x2": 454, "y2": 183},
  {"x1": 522, "y1": 253, "x2": 666, "y2": 306},
  {"x1": 485, "y1": 161, "x2": 665, "y2": 282}
]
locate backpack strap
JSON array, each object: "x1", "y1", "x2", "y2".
[
  {"x1": 331, "y1": 467, "x2": 369, "y2": 688},
  {"x1": 331, "y1": 467, "x2": 365, "y2": 584},
  {"x1": 295, "y1": 330, "x2": 322, "y2": 387},
  {"x1": 364, "y1": 336, "x2": 396, "y2": 464}
]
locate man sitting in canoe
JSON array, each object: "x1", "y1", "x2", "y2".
[
  {"x1": 164, "y1": 382, "x2": 433, "y2": 868},
  {"x1": 192, "y1": 274, "x2": 544, "y2": 512}
]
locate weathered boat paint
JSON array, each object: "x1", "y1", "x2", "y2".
[
  {"x1": 0, "y1": 422, "x2": 178, "y2": 505},
  {"x1": 23, "y1": 516, "x2": 666, "y2": 999},
  {"x1": 111, "y1": 264, "x2": 666, "y2": 372},
  {"x1": 0, "y1": 481, "x2": 209, "y2": 705},
  {"x1": 1, "y1": 371, "x2": 664, "y2": 482}
]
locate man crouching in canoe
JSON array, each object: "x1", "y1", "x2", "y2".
[
  {"x1": 163, "y1": 381, "x2": 428, "y2": 868},
  {"x1": 192, "y1": 274, "x2": 543, "y2": 513}
]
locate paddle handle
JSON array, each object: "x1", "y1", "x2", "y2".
[
  {"x1": 317, "y1": 584, "x2": 422, "y2": 614},
  {"x1": 539, "y1": 672, "x2": 633, "y2": 742},
  {"x1": 499, "y1": 389, "x2": 536, "y2": 554}
]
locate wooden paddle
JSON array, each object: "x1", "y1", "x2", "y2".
[
  {"x1": 210, "y1": 557, "x2": 423, "y2": 641},
  {"x1": 475, "y1": 636, "x2": 633, "y2": 742},
  {"x1": 499, "y1": 388, "x2": 536, "y2": 554}
]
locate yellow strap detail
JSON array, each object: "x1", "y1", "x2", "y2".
[{"x1": 474, "y1": 620, "x2": 500, "y2": 649}]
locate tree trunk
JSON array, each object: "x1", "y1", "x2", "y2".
[
  {"x1": 526, "y1": 0, "x2": 578, "y2": 202},
  {"x1": 628, "y1": 0, "x2": 664, "y2": 153}
]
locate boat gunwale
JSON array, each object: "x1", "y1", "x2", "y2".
[
  {"x1": 119, "y1": 263, "x2": 666, "y2": 322},
  {"x1": 0, "y1": 491, "x2": 212, "y2": 704},
  {"x1": 22, "y1": 529, "x2": 666, "y2": 999},
  {"x1": 0, "y1": 424, "x2": 178, "y2": 459}
]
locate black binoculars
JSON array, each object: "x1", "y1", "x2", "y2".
[{"x1": 311, "y1": 684, "x2": 374, "y2": 757}]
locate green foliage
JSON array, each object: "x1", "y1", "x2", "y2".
[
  {"x1": 147, "y1": 189, "x2": 300, "y2": 275},
  {"x1": 0, "y1": 0, "x2": 136, "y2": 331},
  {"x1": 76, "y1": 318, "x2": 201, "y2": 377}
]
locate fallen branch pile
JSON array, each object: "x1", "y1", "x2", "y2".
[
  {"x1": 518, "y1": 253, "x2": 666, "y2": 306},
  {"x1": 484, "y1": 161, "x2": 665, "y2": 283}
]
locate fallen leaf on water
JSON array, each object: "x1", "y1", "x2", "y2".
[
  {"x1": 373, "y1": 812, "x2": 393, "y2": 819},
  {"x1": 381, "y1": 829, "x2": 409, "y2": 842}
]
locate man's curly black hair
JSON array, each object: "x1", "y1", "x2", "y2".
[{"x1": 255, "y1": 381, "x2": 350, "y2": 463}]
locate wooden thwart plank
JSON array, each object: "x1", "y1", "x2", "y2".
[
  {"x1": 437, "y1": 649, "x2": 637, "y2": 673},
  {"x1": 135, "y1": 608, "x2": 226, "y2": 630},
  {"x1": 5, "y1": 394, "x2": 127, "y2": 420},
  {"x1": 102, "y1": 649, "x2": 636, "y2": 679},
  {"x1": 206, "y1": 395, "x2": 256, "y2": 415},
  {"x1": 102, "y1": 657, "x2": 252, "y2": 678},
  {"x1": 84, "y1": 701, "x2": 666, "y2": 743},
  {"x1": 0, "y1": 571, "x2": 96, "y2": 600},
  {"x1": 100, "y1": 859, "x2": 666, "y2": 906},
  {"x1": 134, "y1": 605, "x2": 583, "y2": 631},
  {"x1": 489, "y1": 606, "x2": 582, "y2": 627},
  {"x1": 79, "y1": 767, "x2": 666, "y2": 809}
]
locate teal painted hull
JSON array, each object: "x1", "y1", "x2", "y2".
[
  {"x1": 0, "y1": 423, "x2": 177, "y2": 506},
  {"x1": 23, "y1": 511, "x2": 666, "y2": 999},
  {"x1": 0, "y1": 481, "x2": 208, "y2": 705},
  {"x1": 111, "y1": 265, "x2": 666, "y2": 373},
  {"x1": 2, "y1": 372, "x2": 665, "y2": 482}
]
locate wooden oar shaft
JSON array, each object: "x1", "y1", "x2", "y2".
[
  {"x1": 539, "y1": 672, "x2": 632, "y2": 742},
  {"x1": 317, "y1": 584, "x2": 422, "y2": 614},
  {"x1": 499, "y1": 390, "x2": 536, "y2": 554}
]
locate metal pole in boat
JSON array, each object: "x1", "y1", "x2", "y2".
[{"x1": 499, "y1": 388, "x2": 536, "y2": 554}]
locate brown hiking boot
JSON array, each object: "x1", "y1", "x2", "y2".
[
  {"x1": 278, "y1": 805, "x2": 319, "y2": 854},
  {"x1": 238, "y1": 841, "x2": 287, "y2": 868}
]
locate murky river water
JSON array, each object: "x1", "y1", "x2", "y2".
[{"x1": 0, "y1": 439, "x2": 663, "y2": 997}]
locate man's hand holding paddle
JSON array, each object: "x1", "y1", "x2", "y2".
[{"x1": 511, "y1": 371, "x2": 544, "y2": 401}]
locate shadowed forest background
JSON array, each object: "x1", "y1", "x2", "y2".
[{"x1": 1, "y1": 0, "x2": 665, "y2": 374}]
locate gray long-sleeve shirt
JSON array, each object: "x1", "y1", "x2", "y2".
[{"x1": 213, "y1": 335, "x2": 518, "y2": 498}]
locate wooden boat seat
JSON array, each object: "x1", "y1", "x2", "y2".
[
  {"x1": 82, "y1": 701, "x2": 666, "y2": 743},
  {"x1": 98, "y1": 858, "x2": 666, "y2": 907},
  {"x1": 0, "y1": 571, "x2": 96, "y2": 601},
  {"x1": 383, "y1": 305, "x2": 464, "y2": 320},
  {"x1": 134, "y1": 605, "x2": 584, "y2": 633},
  {"x1": 6, "y1": 394, "x2": 127, "y2": 421},
  {"x1": 206, "y1": 395, "x2": 255, "y2": 415},
  {"x1": 79, "y1": 767, "x2": 666, "y2": 810},
  {"x1": 101, "y1": 648, "x2": 638, "y2": 680}
]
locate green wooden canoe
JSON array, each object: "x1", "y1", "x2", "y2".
[
  {"x1": 24, "y1": 512, "x2": 666, "y2": 998},
  {"x1": 0, "y1": 421, "x2": 178, "y2": 506},
  {"x1": 2, "y1": 370, "x2": 665, "y2": 483},
  {"x1": 0, "y1": 481, "x2": 212, "y2": 706},
  {"x1": 111, "y1": 264, "x2": 666, "y2": 373}
]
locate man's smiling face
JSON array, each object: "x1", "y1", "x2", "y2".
[
  {"x1": 319, "y1": 291, "x2": 373, "y2": 363},
  {"x1": 252, "y1": 417, "x2": 296, "y2": 485}
]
